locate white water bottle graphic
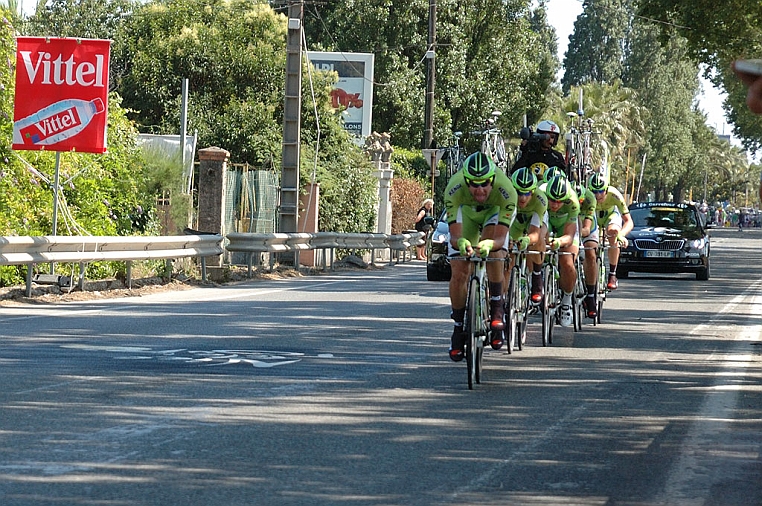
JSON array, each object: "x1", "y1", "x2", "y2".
[{"x1": 13, "y1": 97, "x2": 105, "y2": 146}]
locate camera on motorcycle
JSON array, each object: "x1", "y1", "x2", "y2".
[{"x1": 520, "y1": 127, "x2": 550, "y2": 151}]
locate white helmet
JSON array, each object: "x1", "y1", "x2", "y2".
[{"x1": 537, "y1": 120, "x2": 560, "y2": 146}]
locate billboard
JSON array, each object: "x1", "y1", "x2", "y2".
[
  {"x1": 13, "y1": 37, "x2": 110, "y2": 153},
  {"x1": 307, "y1": 51, "x2": 374, "y2": 138}
]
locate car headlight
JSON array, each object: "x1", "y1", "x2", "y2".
[{"x1": 688, "y1": 238, "x2": 705, "y2": 249}]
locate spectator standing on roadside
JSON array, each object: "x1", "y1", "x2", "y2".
[{"x1": 414, "y1": 198, "x2": 434, "y2": 260}]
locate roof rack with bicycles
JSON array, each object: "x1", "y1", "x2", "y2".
[{"x1": 470, "y1": 110, "x2": 508, "y2": 172}]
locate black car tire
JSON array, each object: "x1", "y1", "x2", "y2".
[
  {"x1": 696, "y1": 262, "x2": 710, "y2": 281},
  {"x1": 426, "y1": 263, "x2": 450, "y2": 282}
]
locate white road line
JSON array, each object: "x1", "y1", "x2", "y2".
[{"x1": 659, "y1": 282, "x2": 762, "y2": 503}]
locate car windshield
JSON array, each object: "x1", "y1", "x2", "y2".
[{"x1": 631, "y1": 206, "x2": 699, "y2": 230}]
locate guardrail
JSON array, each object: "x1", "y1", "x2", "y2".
[
  {"x1": 225, "y1": 231, "x2": 425, "y2": 276},
  {"x1": 0, "y1": 235, "x2": 224, "y2": 296}
]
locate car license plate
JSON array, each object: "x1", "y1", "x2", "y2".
[{"x1": 644, "y1": 250, "x2": 675, "y2": 258}]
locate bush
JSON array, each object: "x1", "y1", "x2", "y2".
[{"x1": 391, "y1": 177, "x2": 426, "y2": 234}]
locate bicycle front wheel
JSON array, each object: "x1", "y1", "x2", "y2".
[
  {"x1": 573, "y1": 258, "x2": 585, "y2": 332},
  {"x1": 505, "y1": 267, "x2": 518, "y2": 353},
  {"x1": 541, "y1": 264, "x2": 555, "y2": 346},
  {"x1": 466, "y1": 277, "x2": 480, "y2": 389},
  {"x1": 596, "y1": 254, "x2": 605, "y2": 325}
]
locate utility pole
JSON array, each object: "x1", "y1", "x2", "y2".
[
  {"x1": 280, "y1": 0, "x2": 303, "y2": 265},
  {"x1": 423, "y1": 0, "x2": 436, "y2": 149}
]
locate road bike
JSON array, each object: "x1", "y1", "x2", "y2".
[
  {"x1": 506, "y1": 245, "x2": 540, "y2": 352},
  {"x1": 565, "y1": 112, "x2": 598, "y2": 187},
  {"x1": 540, "y1": 249, "x2": 560, "y2": 346},
  {"x1": 471, "y1": 111, "x2": 508, "y2": 172},
  {"x1": 442, "y1": 131, "x2": 464, "y2": 178},
  {"x1": 585, "y1": 242, "x2": 611, "y2": 325},
  {"x1": 456, "y1": 255, "x2": 501, "y2": 389},
  {"x1": 572, "y1": 252, "x2": 586, "y2": 332}
]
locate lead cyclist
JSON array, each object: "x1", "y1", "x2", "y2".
[{"x1": 444, "y1": 153, "x2": 517, "y2": 361}]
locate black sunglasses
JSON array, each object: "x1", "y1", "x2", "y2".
[{"x1": 468, "y1": 178, "x2": 493, "y2": 188}]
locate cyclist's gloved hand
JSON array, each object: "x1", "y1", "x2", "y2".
[
  {"x1": 516, "y1": 236, "x2": 530, "y2": 251},
  {"x1": 477, "y1": 239, "x2": 494, "y2": 257},
  {"x1": 616, "y1": 233, "x2": 628, "y2": 248},
  {"x1": 457, "y1": 237, "x2": 472, "y2": 257},
  {"x1": 551, "y1": 238, "x2": 562, "y2": 250}
]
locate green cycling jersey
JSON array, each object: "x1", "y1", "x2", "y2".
[
  {"x1": 547, "y1": 188, "x2": 580, "y2": 236},
  {"x1": 595, "y1": 186, "x2": 629, "y2": 225},
  {"x1": 509, "y1": 188, "x2": 548, "y2": 241},
  {"x1": 576, "y1": 186, "x2": 596, "y2": 223},
  {"x1": 444, "y1": 169, "x2": 517, "y2": 229}
]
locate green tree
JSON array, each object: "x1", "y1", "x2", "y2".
[
  {"x1": 623, "y1": 21, "x2": 698, "y2": 201},
  {"x1": 561, "y1": 0, "x2": 631, "y2": 93},
  {"x1": 636, "y1": 0, "x2": 762, "y2": 151},
  {"x1": 305, "y1": 0, "x2": 557, "y2": 149},
  {"x1": 546, "y1": 80, "x2": 646, "y2": 191},
  {"x1": 115, "y1": 0, "x2": 286, "y2": 165}
]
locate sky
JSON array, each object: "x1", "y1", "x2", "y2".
[{"x1": 544, "y1": 0, "x2": 733, "y2": 138}]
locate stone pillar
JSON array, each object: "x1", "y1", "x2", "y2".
[
  {"x1": 298, "y1": 182, "x2": 320, "y2": 267},
  {"x1": 197, "y1": 146, "x2": 230, "y2": 267},
  {"x1": 374, "y1": 161, "x2": 394, "y2": 261}
]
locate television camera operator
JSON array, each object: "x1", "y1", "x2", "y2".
[{"x1": 511, "y1": 120, "x2": 567, "y2": 181}]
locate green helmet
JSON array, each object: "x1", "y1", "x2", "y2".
[
  {"x1": 546, "y1": 175, "x2": 570, "y2": 201},
  {"x1": 543, "y1": 166, "x2": 564, "y2": 183},
  {"x1": 588, "y1": 173, "x2": 607, "y2": 192},
  {"x1": 462, "y1": 152, "x2": 496, "y2": 184},
  {"x1": 511, "y1": 167, "x2": 537, "y2": 193}
]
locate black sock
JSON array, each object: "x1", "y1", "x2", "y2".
[
  {"x1": 587, "y1": 284, "x2": 596, "y2": 295},
  {"x1": 451, "y1": 307, "x2": 465, "y2": 323},
  {"x1": 609, "y1": 264, "x2": 617, "y2": 275},
  {"x1": 489, "y1": 282, "x2": 502, "y2": 301}
]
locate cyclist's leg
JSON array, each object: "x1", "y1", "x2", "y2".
[
  {"x1": 605, "y1": 212, "x2": 623, "y2": 289},
  {"x1": 582, "y1": 233, "x2": 599, "y2": 317},
  {"x1": 526, "y1": 215, "x2": 546, "y2": 303}
]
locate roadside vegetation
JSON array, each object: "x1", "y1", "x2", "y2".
[{"x1": 0, "y1": 0, "x2": 758, "y2": 286}]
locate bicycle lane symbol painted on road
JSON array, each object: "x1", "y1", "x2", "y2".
[{"x1": 61, "y1": 345, "x2": 335, "y2": 368}]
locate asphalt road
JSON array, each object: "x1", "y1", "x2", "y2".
[{"x1": 0, "y1": 227, "x2": 760, "y2": 506}]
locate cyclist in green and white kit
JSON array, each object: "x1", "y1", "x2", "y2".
[
  {"x1": 509, "y1": 167, "x2": 548, "y2": 304},
  {"x1": 445, "y1": 153, "x2": 518, "y2": 361},
  {"x1": 545, "y1": 175, "x2": 580, "y2": 327},
  {"x1": 588, "y1": 173, "x2": 633, "y2": 290},
  {"x1": 573, "y1": 181, "x2": 599, "y2": 318}
]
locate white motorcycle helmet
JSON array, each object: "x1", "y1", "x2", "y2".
[{"x1": 536, "y1": 119, "x2": 560, "y2": 146}]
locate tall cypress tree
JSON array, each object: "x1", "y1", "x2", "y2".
[{"x1": 561, "y1": 0, "x2": 631, "y2": 93}]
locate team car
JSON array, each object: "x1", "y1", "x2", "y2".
[
  {"x1": 425, "y1": 210, "x2": 451, "y2": 281},
  {"x1": 618, "y1": 201, "x2": 710, "y2": 280}
]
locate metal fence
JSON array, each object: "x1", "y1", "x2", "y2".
[{"x1": 224, "y1": 163, "x2": 279, "y2": 265}]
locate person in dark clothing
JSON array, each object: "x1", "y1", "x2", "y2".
[{"x1": 511, "y1": 119, "x2": 567, "y2": 181}]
